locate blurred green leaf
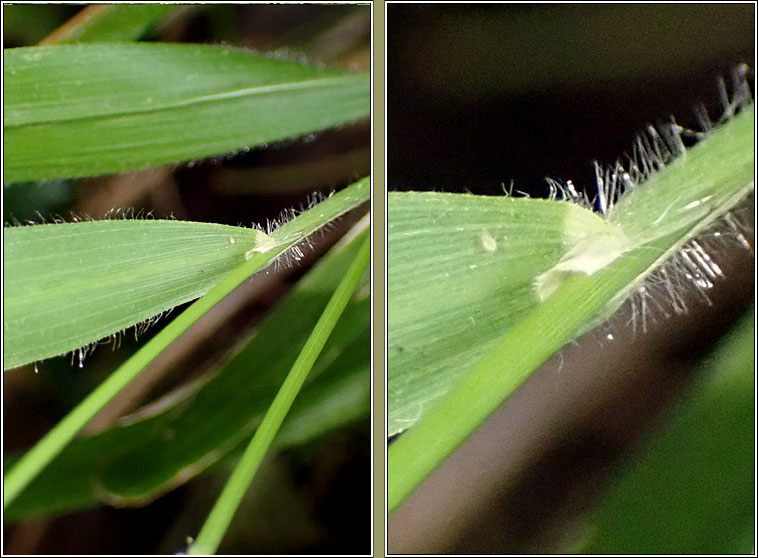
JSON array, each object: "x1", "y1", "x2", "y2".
[
  {"x1": 577, "y1": 309, "x2": 755, "y2": 554},
  {"x1": 3, "y1": 43, "x2": 369, "y2": 181},
  {"x1": 2, "y1": 4, "x2": 73, "y2": 46},
  {"x1": 3, "y1": 179, "x2": 76, "y2": 223},
  {"x1": 39, "y1": 4, "x2": 177, "y2": 45}
]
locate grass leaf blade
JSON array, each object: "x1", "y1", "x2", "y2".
[
  {"x1": 3, "y1": 176, "x2": 369, "y2": 509},
  {"x1": 4, "y1": 221, "x2": 272, "y2": 370},
  {"x1": 4, "y1": 43, "x2": 369, "y2": 181}
]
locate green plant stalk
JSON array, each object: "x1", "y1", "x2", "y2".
[
  {"x1": 39, "y1": 4, "x2": 177, "y2": 45},
  {"x1": 3, "y1": 177, "x2": 369, "y2": 509},
  {"x1": 388, "y1": 104, "x2": 753, "y2": 513},
  {"x1": 188, "y1": 232, "x2": 370, "y2": 555}
]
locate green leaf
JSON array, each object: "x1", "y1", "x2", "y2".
[
  {"x1": 4, "y1": 176, "x2": 369, "y2": 370},
  {"x1": 388, "y1": 194, "x2": 590, "y2": 435},
  {"x1": 3, "y1": 43, "x2": 370, "y2": 182},
  {"x1": 4, "y1": 221, "x2": 272, "y2": 370},
  {"x1": 2, "y1": 177, "x2": 369, "y2": 508},
  {"x1": 388, "y1": 104, "x2": 753, "y2": 512},
  {"x1": 577, "y1": 309, "x2": 755, "y2": 554},
  {"x1": 39, "y1": 4, "x2": 178, "y2": 44},
  {"x1": 4, "y1": 224, "x2": 370, "y2": 520}
]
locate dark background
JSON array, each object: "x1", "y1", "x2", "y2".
[{"x1": 389, "y1": 3, "x2": 754, "y2": 197}]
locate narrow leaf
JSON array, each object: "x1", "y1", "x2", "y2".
[
  {"x1": 39, "y1": 4, "x2": 178, "y2": 45},
  {"x1": 4, "y1": 221, "x2": 272, "y2": 370},
  {"x1": 3, "y1": 43, "x2": 370, "y2": 181},
  {"x1": 388, "y1": 194, "x2": 595, "y2": 436},
  {"x1": 4, "y1": 225, "x2": 370, "y2": 520},
  {"x1": 189, "y1": 232, "x2": 370, "y2": 554}
]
